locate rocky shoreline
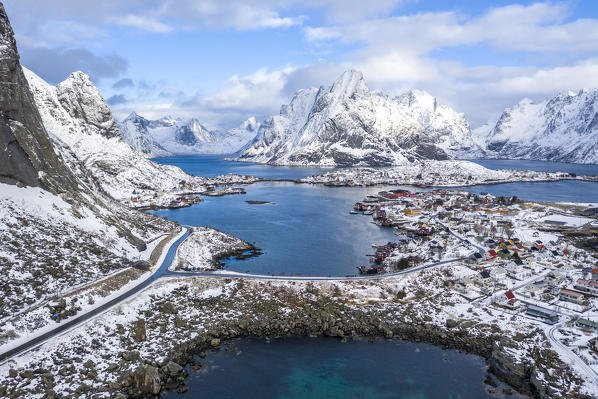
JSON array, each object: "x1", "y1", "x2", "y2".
[
  {"x1": 118, "y1": 306, "x2": 574, "y2": 399},
  {"x1": 1, "y1": 271, "x2": 590, "y2": 399}
]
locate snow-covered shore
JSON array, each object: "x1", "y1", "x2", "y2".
[{"x1": 301, "y1": 160, "x2": 592, "y2": 187}]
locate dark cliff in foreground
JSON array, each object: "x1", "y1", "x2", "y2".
[{"x1": 0, "y1": 3, "x2": 78, "y2": 193}]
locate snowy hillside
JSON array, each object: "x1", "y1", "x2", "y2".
[
  {"x1": 23, "y1": 67, "x2": 202, "y2": 200},
  {"x1": 118, "y1": 114, "x2": 260, "y2": 156},
  {"x1": 236, "y1": 70, "x2": 479, "y2": 166},
  {"x1": 479, "y1": 90, "x2": 598, "y2": 164}
]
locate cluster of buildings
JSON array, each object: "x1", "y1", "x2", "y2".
[{"x1": 353, "y1": 188, "x2": 598, "y2": 364}]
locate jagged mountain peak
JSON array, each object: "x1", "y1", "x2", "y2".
[
  {"x1": 236, "y1": 70, "x2": 483, "y2": 166},
  {"x1": 329, "y1": 69, "x2": 368, "y2": 98}
]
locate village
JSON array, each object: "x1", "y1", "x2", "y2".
[{"x1": 350, "y1": 187, "x2": 598, "y2": 374}]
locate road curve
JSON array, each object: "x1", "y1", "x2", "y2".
[
  {"x1": 0, "y1": 227, "x2": 190, "y2": 364},
  {"x1": 0, "y1": 224, "x2": 466, "y2": 363}
]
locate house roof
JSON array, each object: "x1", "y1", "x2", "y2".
[
  {"x1": 505, "y1": 291, "x2": 515, "y2": 299},
  {"x1": 577, "y1": 278, "x2": 598, "y2": 288},
  {"x1": 480, "y1": 270, "x2": 491, "y2": 278},
  {"x1": 560, "y1": 288, "x2": 583, "y2": 297}
]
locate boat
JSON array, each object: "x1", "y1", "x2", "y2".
[{"x1": 349, "y1": 210, "x2": 359, "y2": 214}]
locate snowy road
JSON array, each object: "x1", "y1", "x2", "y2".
[{"x1": 0, "y1": 227, "x2": 190, "y2": 364}]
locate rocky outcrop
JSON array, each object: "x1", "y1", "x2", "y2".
[{"x1": 0, "y1": 4, "x2": 78, "y2": 193}]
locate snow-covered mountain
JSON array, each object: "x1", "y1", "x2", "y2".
[
  {"x1": 479, "y1": 90, "x2": 598, "y2": 164},
  {"x1": 23, "y1": 67, "x2": 201, "y2": 200},
  {"x1": 118, "y1": 112, "x2": 171, "y2": 157},
  {"x1": 236, "y1": 70, "x2": 480, "y2": 166},
  {"x1": 118, "y1": 114, "x2": 260, "y2": 156}
]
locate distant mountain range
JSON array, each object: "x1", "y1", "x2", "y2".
[
  {"x1": 117, "y1": 113, "x2": 260, "y2": 157},
  {"x1": 117, "y1": 70, "x2": 598, "y2": 166}
]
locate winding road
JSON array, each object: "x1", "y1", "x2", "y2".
[
  {"x1": 1, "y1": 223, "x2": 465, "y2": 364},
  {"x1": 548, "y1": 321, "x2": 598, "y2": 387}
]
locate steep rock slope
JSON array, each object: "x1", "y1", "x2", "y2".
[
  {"x1": 24, "y1": 68, "x2": 201, "y2": 200},
  {"x1": 481, "y1": 90, "x2": 598, "y2": 164},
  {"x1": 119, "y1": 114, "x2": 259, "y2": 155},
  {"x1": 0, "y1": 5, "x2": 78, "y2": 192},
  {"x1": 236, "y1": 71, "x2": 475, "y2": 166}
]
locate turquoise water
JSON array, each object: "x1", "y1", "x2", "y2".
[{"x1": 164, "y1": 337, "x2": 522, "y2": 399}]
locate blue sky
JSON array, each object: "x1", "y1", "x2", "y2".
[{"x1": 4, "y1": 0, "x2": 598, "y2": 129}]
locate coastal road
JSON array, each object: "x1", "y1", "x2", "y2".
[
  {"x1": 0, "y1": 228, "x2": 459, "y2": 363},
  {"x1": 547, "y1": 321, "x2": 598, "y2": 387},
  {"x1": 0, "y1": 227, "x2": 190, "y2": 365}
]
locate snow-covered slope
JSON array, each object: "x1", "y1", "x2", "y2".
[
  {"x1": 119, "y1": 114, "x2": 260, "y2": 156},
  {"x1": 23, "y1": 67, "x2": 201, "y2": 200},
  {"x1": 236, "y1": 70, "x2": 478, "y2": 166},
  {"x1": 480, "y1": 90, "x2": 598, "y2": 164}
]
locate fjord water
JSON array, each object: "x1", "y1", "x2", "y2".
[
  {"x1": 153, "y1": 181, "x2": 400, "y2": 276},
  {"x1": 164, "y1": 337, "x2": 520, "y2": 399},
  {"x1": 469, "y1": 159, "x2": 598, "y2": 204}
]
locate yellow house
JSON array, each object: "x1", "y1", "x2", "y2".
[{"x1": 405, "y1": 208, "x2": 422, "y2": 216}]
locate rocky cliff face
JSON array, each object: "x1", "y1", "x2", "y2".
[
  {"x1": 236, "y1": 70, "x2": 476, "y2": 167},
  {"x1": 480, "y1": 91, "x2": 598, "y2": 164},
  {"x1": 0, "y1": 4, "x2": 78, "y2": 193}
]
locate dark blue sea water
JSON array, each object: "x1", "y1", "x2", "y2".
[
  {"x1": 470, "y1": 159, "x2": 598, "y2": 176},
  {"x1": 153, "y1": 154, "x2": 328, "y2": 180},
  {"x1": 164, "y1": 337, "x2": 522, "y2": 399}
]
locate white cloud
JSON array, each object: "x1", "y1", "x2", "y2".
[{"x1": 110, "y1": 14, "x2": 173, "y2": 33}]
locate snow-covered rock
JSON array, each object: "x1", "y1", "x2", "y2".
[
  {"x1": 119, "y1": 114, "x2": 260, "y2": 156},
  {"x1": 395, "y1": 90, "x2": 484, "y2": 159},
  {"x1": 23, "y1": 67, "x2": 201, "y2": 200},
  {"x1": 480, "y1": 90, "x2": 598, "y2": 164},
  {"x1": 236, "y1": 70, "x2": 479, "y2": 166}
]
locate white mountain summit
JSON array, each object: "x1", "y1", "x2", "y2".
[{"x1": 236, "y1": 70, "x2": 481, "y2": 166}]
